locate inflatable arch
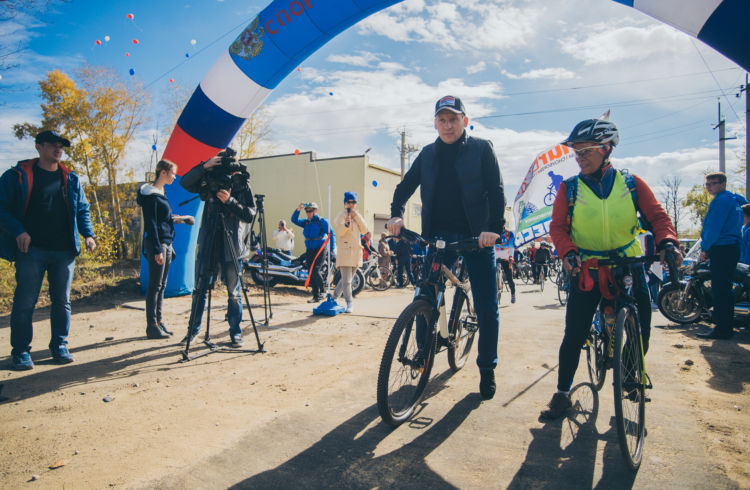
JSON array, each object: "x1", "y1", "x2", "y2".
[{"x1": 149, "y1": 0, "x2": 749, "y2": 296}]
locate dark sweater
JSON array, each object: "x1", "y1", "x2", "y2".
[
  {"x1": 137, "y1": 184, "x2": 174, "y2": 255},
  {"x1": 430, "y1": 137, "x2": 472, "y2": 235}
]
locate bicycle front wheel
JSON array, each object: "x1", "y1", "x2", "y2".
[
  {"x1": 377, "y1": 299, "x2": 437, "y2": 427},
  {"x1": 447, "y1": 287, "x2": 476, "y2": 372},
  {"x1": 540, "y1": 271, "x2": 545, "y2": 292},
  {"x1": 613, "y1": 306, "x2": 646, "y2": 471},
  {"x1": 368, "y1": 266, "x2": 393, "y2": 291},
  {"x1": 556, "y1": 273, "x2": 569, "y2": 306}
]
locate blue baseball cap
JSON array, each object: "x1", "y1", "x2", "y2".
[{"x1": 344, "y1": 191, "x2": 358, "y2": 203}]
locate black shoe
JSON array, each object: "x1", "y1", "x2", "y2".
[
  {"x1": 479, "y1": 370, "x2": 496, "y2": 400},
  {"x1": 697, "y1": 329, "x2": 733, "y2": 340},
  {"x1": 158, "y1": 323, "x2": 174, "y2": 336},
  {"x1": 307, "y1": 297, "x2": 322, "y2": 303},
  {"x1": 146, "y1": 326, "x2": 170, "y2": 339},
  {"x1": 539, "y1": 392, "x2": 572, "y2": 421}
]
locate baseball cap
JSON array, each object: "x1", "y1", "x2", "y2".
[
  {"x1": 434, "y1": 95, "x2": 466, "y2": 116},
  {"x1": 35, "y1": 130, "x2": 71, "y2": 147},
  {"x1": 305, "y1": 202, "x2": 318, "y2": 210}
]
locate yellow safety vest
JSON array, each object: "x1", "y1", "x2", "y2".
[{"x1": 570, "y1": 171, "x2": 643, "y2": 261}]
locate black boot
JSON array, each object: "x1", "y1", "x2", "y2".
[
  {"x1": 146, "y1": 325, "x2": 170, "y2": 339},
  {"x1": 158, "y1": 323, "x2": 174, "y2": 336}
]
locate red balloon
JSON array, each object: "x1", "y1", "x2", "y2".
[
  {"x1": 296, "y1": 68, "x2": 301, "y2": 72},
  {"x1": 169, "y1": 78, "x2": 174, "y2": 83},
  {"x1": 95, "y1": 40, "x2": 101, "y2": 45},
  {"x1": 125, "y1": 52, "x2": 130, "y2": 57},
  {"x1": 294, "y1": 149, "x2": 300, "y2": 155},
  {"x1": 132, "y1": 39, "x2": 139, "y2": 45},
  {"x1": 127, "y1": 13, "x2": 134, "y2": 19}
]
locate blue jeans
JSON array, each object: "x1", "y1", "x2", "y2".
[
  {"x1": 188, "y1": 259, "x2": 242, "y2": 337},
  {"x1": 420, "y1": 233, "x2": 500, "y2": 371},
  {"x1": 10, "y1": 247, "x2": 76, "y2": 355}
]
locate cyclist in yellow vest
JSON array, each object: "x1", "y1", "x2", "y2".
[{"x1": 540, "y1": 118, "x2": 682, "y2": 420}]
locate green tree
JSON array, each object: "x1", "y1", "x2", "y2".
[
  {"x1": 232, "y1": 106, "x2": 274, "y2": 159},
  {"x1": 683, "y1": 184, "x2": 711, "y2": 225},
  {"x1": 13, "y1": 66, "x2": 149, "y2": 257}
]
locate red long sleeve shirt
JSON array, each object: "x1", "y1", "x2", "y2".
[{"x1": 549, "y1": 171, "x2": 678, "y2": 258}]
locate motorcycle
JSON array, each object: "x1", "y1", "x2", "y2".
[
  {"x1": 244, "y1": 247, "x2": 364, "y2": 296},
  {"x1": 657, "y1": 260, "x2": 750, "y2": 324}
]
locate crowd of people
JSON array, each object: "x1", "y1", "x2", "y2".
[{"x1": 3, "y1": 95, "x2": 742, "y2": 425}]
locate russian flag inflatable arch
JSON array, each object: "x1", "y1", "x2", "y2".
[{"x1": 147, "y1": 0, "x2": 749, "y2": 296}]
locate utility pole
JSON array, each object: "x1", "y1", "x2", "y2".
[
  {"x1": 715, "y1": 100, "x2": 726, "y2": 173},
  {"x1": 398, "y1": 128, "x2": 420, "y2": 180}
]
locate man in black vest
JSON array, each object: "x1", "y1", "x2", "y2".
[{"x1": 388, "y1": 95, "x2": 505, "y2": 399}]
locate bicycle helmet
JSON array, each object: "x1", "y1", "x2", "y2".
[{"x1": 562, "y1": 118, "x2": 619, "y2": 147}]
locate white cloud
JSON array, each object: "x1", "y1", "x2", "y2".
[
  {"x1": 0, "y1": 109, "x2": 41, "y2": 172},
  {"x1": 326, "y1": 52, "x2": 381, "y2": 68},
  {"x1": 502, "y1": 67, "x2": 576, "y2": 80},
  {"x1": 467, "y1": 61, "x2": 486, "y2": 74}
]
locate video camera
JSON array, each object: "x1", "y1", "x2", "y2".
[{"x1": 198, "y1": 147, "x2": 250, "y2": 201}]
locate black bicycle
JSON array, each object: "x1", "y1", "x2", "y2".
[
  {"x1": 556, "y1": 268, "x2": 570, "y2": 306},
  {"x1": 581, "y1": 246, "x2": 678, "y2": 470},
  {"x1": 377, "y1": 228, "x2": 497, "y2": 427}
]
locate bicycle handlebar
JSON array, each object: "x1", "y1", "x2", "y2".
[{"x1": 383, "y1": 227, "x2": 502, "y2": 251}]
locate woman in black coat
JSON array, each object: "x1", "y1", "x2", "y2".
[{"x1": 137, "y1": 160, "x2": 194, "y2": 339}]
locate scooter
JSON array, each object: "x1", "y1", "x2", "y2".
[
  {"x1": 244, "y1": 247, "x2": 364, "y2": 295},
  {"x1": 657, "y1": 260, "x2": 750, "y2": 324}
]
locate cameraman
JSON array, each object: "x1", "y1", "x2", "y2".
[{"x1": 179, "y1": 153, "x2": 256, "y2": 347}]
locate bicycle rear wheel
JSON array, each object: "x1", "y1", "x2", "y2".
[
  {"x1": 585, "y1": 310, "x2": 607, "y2": 391},
  {"x1": 556, "y1": 273, "x2": 569, "y2": 306},
  {"x1": 613, "y1": 306, "x2": 646, "y2": 471},
  {"x1": 377, "y1": 299, "x2": 437, "y2": 427}
]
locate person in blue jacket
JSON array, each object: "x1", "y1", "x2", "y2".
[
  {"x1": 0, "y1": 131, "x2": 96, "y2": 370},
  {"x1": 292, "y1": 202, "x2": 332, "y2": 302},
  {"x1": 699, "y1": 171, "x2": 746, "y2": 339},
  {"x1": 740, "y1": 204, "x2": 750, "y2": 266}
]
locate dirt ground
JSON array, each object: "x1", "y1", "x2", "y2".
[{"x1": 0, "y1": 279, "x2": 748, "y2": 489}]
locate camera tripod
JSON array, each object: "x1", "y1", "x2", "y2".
[
  {"x1": 252, "y1": 194, "x2": 272, "y2": 324},
  {"x1": 181, "y1": 199, "x2": 265, "y2": 361}
]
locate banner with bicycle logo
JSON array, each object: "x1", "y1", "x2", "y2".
[{"x1": 512, "y1": 143, "x2": 579, "y2": 247}]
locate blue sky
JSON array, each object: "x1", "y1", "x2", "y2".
[{"x1": 1, "y1": 0, "x2": 747, "y2": 229}]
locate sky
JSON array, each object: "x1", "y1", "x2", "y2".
[{"x1": 1, "y1": 0, "x2": 747, "y2": 231}]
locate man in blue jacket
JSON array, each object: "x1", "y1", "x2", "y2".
[
  {"x1": 699, "y1": 171, "x2": 745, "y2": 339},
  {"x1": 740, "y1": 204, "x2": 750, "y2": 266},
  {"x1": 292, "y1": 202, "x2": 332, "y2": 302},
  {"x1": 0, "y1": 131, "x2": 96, "y2": 370}
]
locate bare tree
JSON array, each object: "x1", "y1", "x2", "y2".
[{"x1": 660, "y1": 175, "x2": 682, "y2": 236}]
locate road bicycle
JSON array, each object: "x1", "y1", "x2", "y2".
[
  {"x1": 517, "y1": 260, "x2": 533, "y2": 284},
  {"x1": 362, "y1": 256, "x2": 394, "y2": 291},
  {"x1": 377, "y1": 228, "x2": 498, "y2": 427},
  {"x1": 582, "y1": 246, "x2": 678, "y2": 470}
]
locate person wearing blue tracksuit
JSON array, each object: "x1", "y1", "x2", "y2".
[
  {"x1": 699, "y1": 172, "x2": 746, "y2": 339},
  {"x1": 292, "y1": 202, "x2": 333, "y2": 302}
]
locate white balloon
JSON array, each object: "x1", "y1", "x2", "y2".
[
  {"x1": 104, "y1": 35, "x2": 110, "y2": 42},
  {"x1": 190, "y1": 39, "x2": 197, "y2": 45}
]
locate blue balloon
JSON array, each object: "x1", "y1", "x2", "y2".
[
  {"x1": 329, "y1": 92, "x2": 333, "y2": 96},
  {"x1": 372, "y1": 180, "x2": 378, "y2": 187},
  {"x1": 152, "y1": 144, "x2": 157, "y2": 151},
  {"x1": 470, "y1": 125, "x2": 474, "y2": 130},
  {"x1": 185, "y1": 53, "x2": 190, "y2": 58},
  {"x1": 128, "y1": 68, "x2": 135, "y2": 76}
]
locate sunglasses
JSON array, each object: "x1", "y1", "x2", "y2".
[
  {"x1": 305, "y1": 209, "x2": 315, "y2": 213},
  {"x1": 345, "y1": 200, "x2": 357, "y2": 204},
  {"x1": 573, "y1": 145, "x2": 603, "y2": 158}
]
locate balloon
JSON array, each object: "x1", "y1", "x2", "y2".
[
  {"x1": 372, "y1": 180, "x2": 378, "y2": 187},
  {"x1": 132, "y1": 39, "x2": 139, "y2": 44},
  {"x1": 185, "y1": 53, "x2": 190, "y2": 58},
  {"x1": 294, "y1": 149, "x2": 300, "y2": 155},
  {"x1": 129, "y1": 68, "x2": 135, "y2": 76},
  {"x1": 125, "y1": 52, "x2": 130, "y2": 57},
  {"x1": 329, "y1": 92, "x2": 333, "y2": 96},
  {"x1": 152, "y1": 144, "x2": 157, "y2": 151},
  {"x1": 127, "y1": 13, "x2": 134, "y2": 19},
  {"x1": 296, "y1": 68, "x2": 301, "y2": 72},
  {"x1": 104, "y1": 36, "x2": 110, "y2": 42},
  {"x1": 190, "y1": 39, "x2": 197, "y2": 45},
  {"x1": 95, "y1": 40, "x2": 101, "y2": 45},
  {"x1": 169, "y1": 78, "x2": 174, "y2": 83},
  {"x1": 470, "y1": 125, "x2": 474, "y2": 130}
]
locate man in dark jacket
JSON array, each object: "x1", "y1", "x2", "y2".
[
  {"x1": 388, "y1": 95, "x2": 505, "y2": 400},
  {"x1": 0, "y1": 131, "x2": 96, "y2": 370},
  {"x1": 179, "y1": 153, "x2": 256, "y2": 347},
  {"x1": 395, "y1": 237, "x2": 415, "y2": 287}
]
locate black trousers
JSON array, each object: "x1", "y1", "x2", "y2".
[
  {"x1": 709, "y1": 243, "x2": 740, "y2": 333},
  {"x1": 498, "y1": 259, "x2": 515, "y2": 294},
  {"x1": 303, "y1": 247, "x2": 326, "y2": 298},
  {"x1": 145, "y1": 244, "x2": 173, "y2": 328},
  {"x1": 556, "y1": 266, "x2": 651, "y2": 392}
]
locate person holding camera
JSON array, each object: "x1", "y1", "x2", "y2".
[
  {"x1": 179, "y1": 152, "x2": 256, "y2": 347},
  {"x1": 291, "y1": 202, "x2": 332, "y2": 303},
  {"x1": 137, "y1": 159, "x2": 195, "y2": 340},
  {"x1": 331, "y1": 192, "x2": 367, "y2": 312},
  {"x1": 272, "y1": 220, "x2": 294, "y2": 254}
]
